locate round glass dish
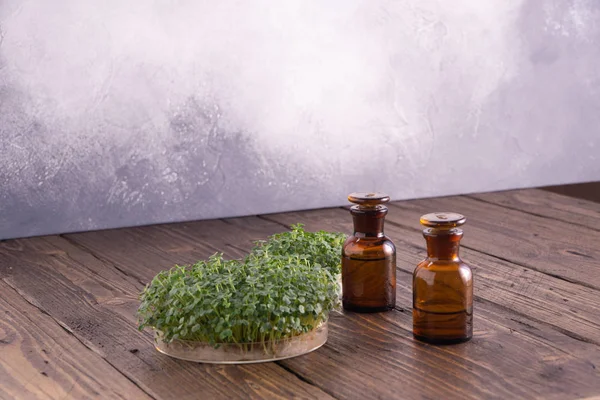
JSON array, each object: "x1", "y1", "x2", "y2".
[{"x1": 154, "y1": 321, "x2": 328, "y2": 364}]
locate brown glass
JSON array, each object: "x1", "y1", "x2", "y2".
[
  {"x1": 413, "y1": 213, "x2": 473, "y2": 344},
  {"x1": 342, "y1": 193, "x2": 396, "y2": 313}
]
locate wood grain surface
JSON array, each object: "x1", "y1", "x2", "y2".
[
  {"x1": 0, "y1": 223, "x2": 332, "y2": 400},
  {"x1": 0, "y1": 280, "x2": 150, "y2": 400},
  {"x1": 386, "y1": 195, "x2": 600, "y2": 289},
  {"x1": 470, "y1": 189, "x2": 600, "y2": 231},
  {"x1": 1, "y1": 189, "x2": 599, "y2": 399}
]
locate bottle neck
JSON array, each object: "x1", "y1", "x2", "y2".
[
  {"x1": 350, "y1": 205, "x2": 387, "y2": 238},
  {"x1": 423, "y1": 228, "x2": 462, "y2": 261}
]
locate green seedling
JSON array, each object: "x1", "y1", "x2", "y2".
[{"x1": 138, "y1": 224, "x2": 345, "y2": 348}]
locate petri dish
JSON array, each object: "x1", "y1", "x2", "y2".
[{"x1": 154, "y1": 321, "x2": 328, "y2": 364}]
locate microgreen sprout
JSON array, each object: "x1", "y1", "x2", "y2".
[{"x1": 138, "y1": 224, "x2": 345, "y2": 349}]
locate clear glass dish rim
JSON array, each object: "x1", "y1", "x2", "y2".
[{"x1": 153, "y1": 320, "x2": 329, "y2": 364}]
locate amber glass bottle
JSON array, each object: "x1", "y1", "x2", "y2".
[
  {"x1": 342, "y1": 192, "x2": 396, "y2": 313},
  {"x1": 413, "y1": 212, "x2": 473, "y2": 344}
]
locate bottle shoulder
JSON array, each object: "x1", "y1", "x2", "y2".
[
  {"x1": 414, "y1": 259, "x2": 473, "y2": 280},
  {"x1": 343, "y1": 235, "x2": 395, "y2": 258},
  {"x1": 343, "y1": 235, "x2": 395, "y2": 246}
]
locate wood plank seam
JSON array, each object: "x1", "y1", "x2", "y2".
[
  {"x1": 3, "y1": 299, "x2": 81, "y2": 398},
  {"x1": 467, "y1": 188, "x2": 600, "y2": 232},
  {"x1": 473, "y1": 286, "x2": 600, "y2": 346},
  {"x1": 458, "y1": 245, "x2": 589, "y2": 288},
  {"x1": 276, "y1": 363, "x2": 341, "y2": 400},
  {"x1": 1, "y1": 278, "x2": 158, "y2": 400},
  {"x1": 474, "y1": 301, "x2": 599, "y2": 371},
  {"x1": 60, "y1": 234, "x2": 149, "y2": 288},
  {"x1": 465, "y1": 195, "x2": 600, "y2": 233}
]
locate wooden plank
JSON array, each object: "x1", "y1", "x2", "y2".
[
  {"x1": 262, "y1": 206, "x2": 600, "y2": 344},
  {"x1": 71, "y1": 212, "x2": 600, "y2": 398},
  {"x1": 0, "y1": 234, "x2": 334, "y2": 400},
  {"x1": 280, "y1": 273, "x2": 600, "y2": 400},
  {"x1": 62, "y1": 216, "x2": 282, "y2": 284},
  {"x1": 469, "y1": 189, "x2": 600, "y2": 232},
  {"x1": 386, "y1": 194, "x2": 600, "y2": 290},
  {"x1": 544, "y1": 181, "x2": 600, "y2": 204},
  {"x1": 0, "y1": 280, "x2": 151, "y2": 400}
]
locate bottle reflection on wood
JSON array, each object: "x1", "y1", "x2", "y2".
[
  {"x1": 413, "y1": 212, "x2": 473, "y2": 344},
  {"x1": 342, "y1": 192, "x2": 396, "y2": 313}
]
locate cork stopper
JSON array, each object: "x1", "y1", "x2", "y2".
[
  {"x1": 420, "y1": 212, "x2": 466, "y2": 230},
  {"x1": 348, "y1": 192, "x2": 390, "y2": 208}
]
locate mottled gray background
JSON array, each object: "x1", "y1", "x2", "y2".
[{"x1": 1, "y1": 0, "x2": 599, "y2": 240}]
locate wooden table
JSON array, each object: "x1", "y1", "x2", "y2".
[{"x1": 1, "y1": 188, "x2": 599, "y2": 399}]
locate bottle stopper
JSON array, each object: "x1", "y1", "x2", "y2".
[
  {"x1": 420, "y1": 212, "x2": 466, "y2": 230},
  {"x1": 348, "y1": 192, "x2": 390, "y2": 208}
]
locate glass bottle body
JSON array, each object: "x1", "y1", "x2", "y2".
[
  {"x1": 342, "y1": 206, "x2": 396, "y2": 312},
  {"x1": 413, "y1": 228, "x2": 473, "y2": 343}
]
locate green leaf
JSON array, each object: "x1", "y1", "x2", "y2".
[{"x1": 136, "y1": 225, "x2": 343, "y2": 344}]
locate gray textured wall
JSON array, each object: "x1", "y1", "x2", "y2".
[{"x1": 1, "y1": 0, "x2": 599, "y2": 240}]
